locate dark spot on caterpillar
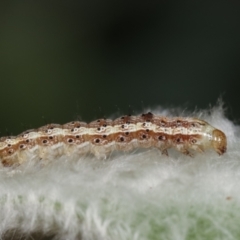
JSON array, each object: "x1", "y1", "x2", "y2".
[
  {"x1": 8, "y1": 149, "x2": 13, "y2": 154},
  {"x1": 146, "y1": 129, "x2": 149, "y2": 132},
  {"x1": 26, "y1": 139, "x2": 30, "y2": 143},
  {"x1": 125, "y1": 132, "x2": 129, "y2": 135},
  {"x1": 95, "y1": 139, "x2": 100, "y2": 143},
  {"x1": 97, "y1": 119, "x2": 101, "y2": 122},
  {"x1": 43, "y1": 140, "x2": 48, "y2": 144},
  {"x1": 68, "y1": 138, "x2": 73, "y2": 143},
  {"x1": 19, "y1": 144, "x2": 25, "y2": 149},
  {"x1": 158, "y1": 135, "x2": 165, "y2": 141},
  {"x1": 121, "y1": 125, "x2": 125, "y2": 128},
  {"x1": 191, "y1": 139, "x2": 197, "y2": 144},
  {"x1": 103, "y1": 135, "x2": 107, "y2": 138},
  {"x1": 76, "y1": 135, "x2": 80, "y2": 138},
  {"x1": 49, "y1": 136, "x2": 53, "y2": 140},
  {"x1": 103, "y1": 124, "x2": 107, "y2": 127},
  {"x1": 7, "y1": 144, "x2": 11, "y2": 147},
  {"x1": 176, "y1": 138, "x2": 183, "y2": 143},
  {"x1": 120, "y1": 137, "x2": 124, "y2": 142},
  {"x1": 71, "y1": 129, "x2": 74, "y2": 132},
  {"x1": 97, "y1": 127, "x2": 101, "y2": 131},
  {"x1": 142, "y1": 134, "x2": 146, "y2": 139},
  {"x1": 121, "y1": 116, "x2": 125, "y2": 119}
]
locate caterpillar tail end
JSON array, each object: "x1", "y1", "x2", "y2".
[{"x1": 212, "y1": 129, "x2": 227, "y2": 155}]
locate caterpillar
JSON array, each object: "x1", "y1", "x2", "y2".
[{"x1": 0, "y1": 112, "x2": 227, "y2": 167}]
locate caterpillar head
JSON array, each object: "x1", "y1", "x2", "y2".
[{"x1": 211, "y1": 129, "x2": 227, "y2": 155}]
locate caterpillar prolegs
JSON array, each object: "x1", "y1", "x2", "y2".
[{"x1": 0, "y1": 112, "x2": 227, "y2": 166}]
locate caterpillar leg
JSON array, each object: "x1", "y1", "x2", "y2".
[
  {"x1": 180, "y1": 148, "x2": 194, "y2": 157},
  {"x1": 161, "y1": 148, "x2": 169, "y2": 156},
  {"x1": 195, "y1": 145, "x2": 204, "y2": 153}
]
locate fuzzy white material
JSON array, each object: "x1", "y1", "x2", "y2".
[{"x1": 0, "y1": 104, "x2": 239, "y2": 240}]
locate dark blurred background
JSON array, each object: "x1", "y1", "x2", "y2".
[{"x1": 0, "y1": 0, "x2": 240, "y2": 136}]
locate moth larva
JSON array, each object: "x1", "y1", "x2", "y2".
[{"x1": 0, "y1": 112, "x2": 227, "y2": 166}]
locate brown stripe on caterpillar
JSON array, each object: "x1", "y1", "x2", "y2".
[{"x1": 0, "y1": 113, "x2": 227, "y2": 167}]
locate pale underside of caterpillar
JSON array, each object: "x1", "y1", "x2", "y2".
[{"x1": 0, "y1": 112, "x2": 227, "y2": 167}]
